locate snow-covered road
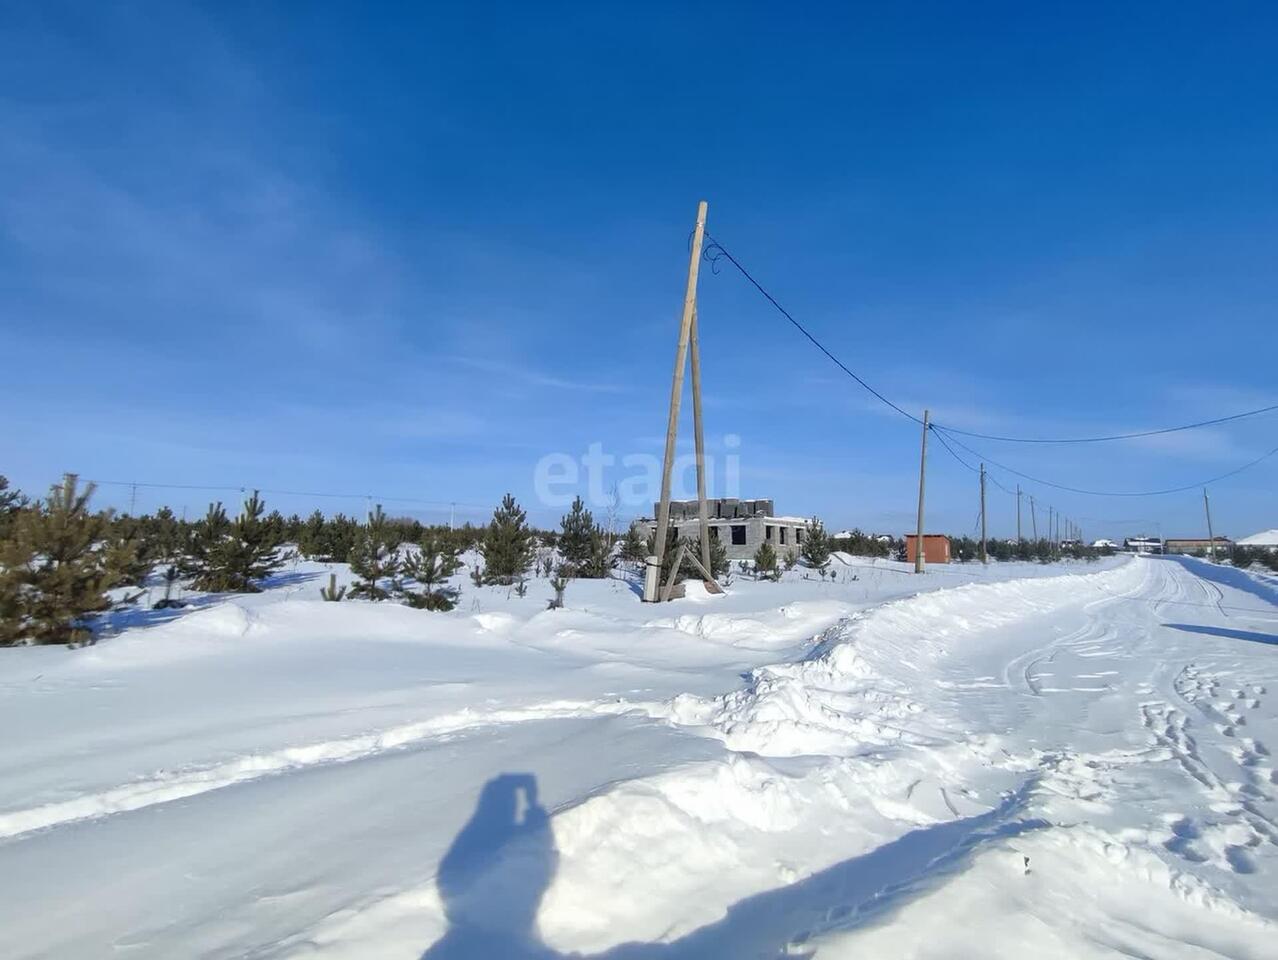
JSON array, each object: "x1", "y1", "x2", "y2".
[{"x1": 1, "y1": 555, "x2": 1274, "y2": 958}]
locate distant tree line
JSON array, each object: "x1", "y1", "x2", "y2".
[
  {"x1": 946, "y1": 537, "x2": 1105, "y2": 563},
  {"x1": 1232, "y1": 545, "x2": 1278, "y2": 573}
]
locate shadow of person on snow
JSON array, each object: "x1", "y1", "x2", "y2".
[
  {"x1": 421, "y1": 773, "x2": 561, "y2": 960},
  {"x1": 422, "y1": 773, "x2": 1047, "y2": 960}
]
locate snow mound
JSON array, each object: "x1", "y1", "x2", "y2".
[{"x1": 656, "y1": 562, "x2": 1146, "y2": 757}]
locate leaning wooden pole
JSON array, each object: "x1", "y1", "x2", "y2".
[
  {"x1": 646, "y1": 200, "x2": 708, "y2": 601},
  {"x1": 1203, "y1": 487, "x2": 1217, "y2": 562},
  {"x1": 1016, "y1": 484, "x2": 1022, "y2": 542},
  {"x1": 914, "y1": 410, "x2": 930, "y2": 574},
  {"x1": 689, "y1": 307, "x2": 713, "y2": 577},
  {"x1": 979, "y1": 463, "x2": 988, "y2": 564}
]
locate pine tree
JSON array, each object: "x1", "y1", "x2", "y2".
[
  {"x1": 229, "y1": 491, "x2": 285, "y2": 588},
  {"x1": 155, "y1": 564, "x2": 183, "y2": 609},
  {"x1": 187, "y1": 492, "x2": 284, "y2": 593},
  {"x1": 401, "y1": 535, "x2": 462, "y2": 610},
  {"x1": 481, "y1": 494, "x2": 535, "y2": 585},
  {"x1": 319, "y1": 573, "x2": 347, "y2": 601},
  {"x1": 321, "y1": 513, "x2": 360, "y2": 564},
  {"x1": 705, "y1": 533, "x2": 729, "y2": 579},
  {"x1": 184, "y1": 502, "x2": 230, "y2": 582},
  {"x1": 144, "y1": 506, "x2": 186, "y2": 563},
  {"x1": 753, "y1": 540, "x2": 778, "y2": 581},
  {"x1": 348, "y1": 505, "x2": 402, "y2": 600},
  {"x1": 0, "y1": 475, "x2": 135, "y2": 646},
  {"x1": 559, "y1": 497, "x2": 614, "y2": 579},
  {"x1": 548, "y1": 568, "x2": 570, "y2": 609},
  {"x1": 801, "y1": 519, "x2": 831, "y2": 568},
  {"x1": 263, "y1": 510, "x2": 287, "y2": 548},
  {"x1": 619, "y1": 524, "x2": 648, "y2": 565},
  {"x1": 577, "y1": 530, "x2": 616, "y2": 579},
  {"x1": 0, "y1": 474, "x2": 26, "y2": 540},
  {"x1": 105, "y1": 514, "x2": 152, "y2": 588},
  {"x1": 298, "y1": 510, "x2": 327, "y2": 558},
  {"x1": 558, "y1": 496, "x2": 597, "y2": 568}
]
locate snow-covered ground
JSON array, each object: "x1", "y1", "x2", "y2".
[{"x1": 1, "y1": 552, "x2": 1275, "y2": 958}]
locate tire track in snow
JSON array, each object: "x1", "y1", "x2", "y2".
[{"x1": 0, "y1": 698, "x2": 656, "y2": 842}]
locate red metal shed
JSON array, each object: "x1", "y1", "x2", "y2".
[{"x1": 905, "y1": 534, "x2": 951, "y2": 565}]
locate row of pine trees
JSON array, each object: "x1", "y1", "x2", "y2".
[
  {"x1": 2, "y1": 469, "x2": 1115, "y2": 648},
  {"x1": 0, "y1": 474, "x2": 650, "y2": 646}
]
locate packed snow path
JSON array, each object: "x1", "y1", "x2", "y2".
[{"x1": 0, "y1": 555, "x2": 1274, "y2": 958}]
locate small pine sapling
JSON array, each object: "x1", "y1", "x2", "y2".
[
  {"x1": 348, "y1": 505, "x2": 402, "y2": 601},
  {"x1": 547, "y1": 567, "x2": 570, "y2": 609},
  {"x1": 753, "y1": 541, "x2": 778, "y2": 582},
  {"x1": 619, "y1": 524, "x2": 649, "y2": 567},
  {"x1": 320, "y1": 572, "x2": 347, "y2": 602},
  {"x1": 401, "y1": 537, "x2": 461, "y2": 611},
  {"x1": 800, "y1": 519, "x2": 832, "y2": 569},
  {"x1": 480, "y1": 494, "x2": 535, "y2": 584},
  {"x1": 154, "y1": 565, "x2": 185, "y2": 609}
]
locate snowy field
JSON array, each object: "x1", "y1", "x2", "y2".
[{"x1": 1, "y1": 552, "x2": 1276, "y2": 958}]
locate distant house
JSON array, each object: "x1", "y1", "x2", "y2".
[
  {"x1": 1124, "y1": 536, "x2": 1163, "y2": 555},
  {"x1": 637, "y1": 498, "x2": 812, "y2": 561},
  {"x1": 1237, "y1": 529, "x2": 1278, "y2": 550},
  {"x1": 1164, "y1": 537, "x2": 1233, "y2": 555},
  {"x1": 1091, "y1": 539, "x2": 1119, "y2": 550}
]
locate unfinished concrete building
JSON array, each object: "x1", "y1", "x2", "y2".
[{"x1": 637, "y1": 498, "x2": 813, "y2": 562}]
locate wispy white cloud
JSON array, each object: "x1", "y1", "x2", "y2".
[{"x1": 443, "y1": 355, "x2": 630, "y2": 394}]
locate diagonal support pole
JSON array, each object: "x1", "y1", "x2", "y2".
[{"x1": 647, "y1": 201, "x2": 709, "y2": 601}]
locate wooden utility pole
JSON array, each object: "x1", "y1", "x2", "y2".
[
  {"x1": 979, "y1": 463, "x2": 988, "y2": 564},
  {"x1": 914, "y1": 410, "x2": 930, "y2": 574},
  {"x1": 1016, "y1": 485, "x2": 1022, "y2": 542},
  {"x1": 1030, "y1": 495, "x2": 1037, "y2": 540},
  {"x1": 1203, "y1": 488, "x2": 1217, "y2": 562},
  {"x1": 689, "y1": 308, "x2": 712, "y2": 576},
  {"x1": 647, "y1": 200, "x2": 714, "y2": 601}
]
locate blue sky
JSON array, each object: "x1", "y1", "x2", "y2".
[{"x1": 2, "y1": 2, "x2": 1275, "y2": 539}]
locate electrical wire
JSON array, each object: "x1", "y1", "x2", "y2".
[
  {"x1": 935, "y1": 403, "x2": 1278, "y2": 445},
  {"x1": 87, "y1": 479, "x2": 491, "y2": 511},
  {"x1": 929, "y1": 425, "x2": 980, "y2": 474},
  {"x1": 702, "y1": 233, "x2": 924, "y2": 426},
  {"x1": 705, "y1": 230, "x2": 1278, "y2": 445},
  {"x1": 932, "y1": 428, "x2": 1278, "y2": 498}
]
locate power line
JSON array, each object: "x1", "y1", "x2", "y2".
[
  {"x1": 933, "y1": 428, "x2": 1278, "y2": 498},
  {"x1": 87, "y1": 479, "x2": 492, "y2": 512},
  {"x1": 702, "y1": 233, "x2": 924, "y2": 426},
  {"x1": 705, "y1": 230, "x2": 1277, "y2": 446},
  {"x1": 929, "y1": 425, "x2": 979, "y2": 474},
  {"x1": 935, "y1": 402, "x2": 1278, "y2": 445},
  {"x1": 930, "y1": 427, "x2": 1016, "y2": 497}
]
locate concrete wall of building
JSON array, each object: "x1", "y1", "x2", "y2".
[
  {"x1": 642, "y1": 516, "x2": 807, "y2": 561},
  {"x1": 662, "y1": 498, "x2": 775, "y2": 522}
]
